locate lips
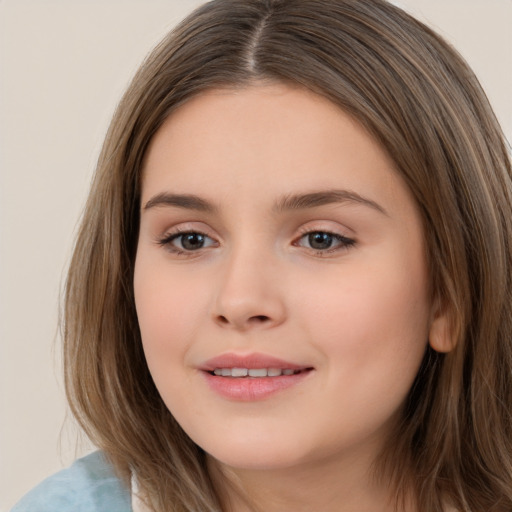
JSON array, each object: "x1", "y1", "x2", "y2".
[
  {"x1": 199, "y1": 353, "x2": 314, "y2": 401},
  {"x1": 213, "y1": 367, "x2": 300, "y2": 377},
  {"x1": 200, "y1": 353, "x2": 308, "y2": 372}
]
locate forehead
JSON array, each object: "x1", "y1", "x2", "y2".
[
  {"x1": 146, "y1": 85, "x2": 384, "y2": 171},
  {"x1": 140, "y1": 83, "x2": 415, "y2": 220}
]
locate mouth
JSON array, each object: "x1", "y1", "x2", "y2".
[
  {"x1": 210, "y1": 367, "x2": 309, "y2": 377},
  {"x1": 200, "y1": 353, "x2": 314, "y2": 401}
]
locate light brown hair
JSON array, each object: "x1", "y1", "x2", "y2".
[{"x1": 63, "y1": 1, "x2": 512, "y2": 510}]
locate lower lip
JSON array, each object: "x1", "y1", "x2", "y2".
[{"x1": 202, "y1": 371, "x2": 312, "y2": 401}]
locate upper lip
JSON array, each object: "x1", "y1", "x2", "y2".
[{"x1": 199, "y1": 352, "x2": 309, "y2": 372}]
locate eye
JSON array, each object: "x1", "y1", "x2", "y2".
[
  {"x1": 158, "y1": 230, "x2": 217, "y2": 253},
  {"x1": 295, "y1": 230, "x2": 355, "y2": 253}
]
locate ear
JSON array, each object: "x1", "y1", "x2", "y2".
[{"x1": 428, "y1": 300, "x2": 457, "y2": 353}]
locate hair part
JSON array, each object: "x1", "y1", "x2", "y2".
[{"x1": 63, "y1": 1, "x2": 512, "y2": 511}]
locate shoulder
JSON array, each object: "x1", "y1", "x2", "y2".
[{"x1": 10, "y1": 451, "x2": 132, "y2": 512}]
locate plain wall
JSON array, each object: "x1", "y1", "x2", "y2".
[{"x1": 0, "y1": 1, "x2": 510, "y2": 510}]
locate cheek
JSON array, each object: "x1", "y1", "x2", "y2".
[
  {"x1": 297, "y1": 252, "x2": 431, "y2": 381},
  {"x1": 133, "y1": 256, "x2": 207, "y2": 366}
]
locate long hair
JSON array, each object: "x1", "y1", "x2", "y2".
[{"x1": 63, "y1": 1, "x2": 512, "y2": 510}]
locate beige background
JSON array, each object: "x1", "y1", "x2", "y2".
[{"x1": 0, "y1": 1, "x2": 510, "y2": 510}]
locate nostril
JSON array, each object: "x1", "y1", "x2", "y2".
[
  {"x1": 214, "y1": 310, "x2": 277, "y2": 328},
  {"x1": 215, "y1": 314, "x2": 269, "y2": 326},
  {"x1": 250, "y1": 315, "x2": 270, "y2": 323}
]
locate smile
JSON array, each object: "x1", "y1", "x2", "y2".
[
  {"x1": 199, "y1": 353, "x2": 314, "y2": 400},
  {"x1": 212, "y1": 367, "x2": 301, "y2": 377}
]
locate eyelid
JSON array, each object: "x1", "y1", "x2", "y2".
[
  {"x1": 155, "y1": 220, "x2": 217, "y2": 241},
  {"x1": 293, "y1": 223, "x2": 356, "y2": 255},
  {"x1": 295, "y1": 221, "x2": 354, "y2": 239},
  {"x1": 152, "y1": 220, "x2": 356, "y2": 257},
  {"x1": 155, "y1": 223, "x2": 220, "y2": 256},
  {"x1": 161, "y1": 230, "x2": 215, "y2": 245}
]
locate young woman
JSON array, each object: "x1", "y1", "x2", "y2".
[{"x1": 12, "y1": 1, "x2": 512, "y2": 511}]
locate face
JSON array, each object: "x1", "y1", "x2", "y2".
[{"x1": 134, "y1": 84, "x2": 441, "y2": 473}]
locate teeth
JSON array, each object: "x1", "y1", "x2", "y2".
[
  {"x1": 248, "y1": 368, "x2": 267, "y2": 377},
  {"x1": 212, "y1": 367, "x2": 298, "y2": 378},
  {"x1": 231, "y1": 367, "x2": 248, "y2": 377}
]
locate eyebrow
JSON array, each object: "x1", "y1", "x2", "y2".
[
  {"x1": 143, "y1": 193, "x2": 217, "y2": 213},
  {"x1": 142, "y1": 189, "x2": 387, "y2": 216},
  {"x1": 274, "y1": 189, "x2": 388, "y2": 216}
]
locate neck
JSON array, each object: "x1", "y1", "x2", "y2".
[{"x1": 208, "y1": 445, "x2": 415, "y2": 512}]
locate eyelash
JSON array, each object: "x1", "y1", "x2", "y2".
[
  {"x1": 156, "y1": 228, "x2": 356, "y2": 257},
  {"x1": 293, "y1": 229, "x2": 356, "y2": 255},
  {"x1": 157, "y1": 228, "x2": 217, "y2": 256}
]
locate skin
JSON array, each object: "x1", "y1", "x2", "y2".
[{"x1": 134, "y1": 83, "x2": 449, "y2": 512}]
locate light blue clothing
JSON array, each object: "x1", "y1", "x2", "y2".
[{"x1": 11, "y1": 451, "x2": 131, "y2": 512}]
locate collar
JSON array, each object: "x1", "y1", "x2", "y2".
[{"x1": 131, "y1": 474, "x2": 151, "y2": 512}]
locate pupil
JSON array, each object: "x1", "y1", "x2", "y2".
[
  {"x1": 309, "y1": 232, "x2": 333, "y2": 250},
  {"x1": 182, "y1": 233, "x2": 204, "y2": 250}
]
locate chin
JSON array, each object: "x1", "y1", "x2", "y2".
[{"x1": 199, "y1": 433, "x2": 308, "y2": 471}]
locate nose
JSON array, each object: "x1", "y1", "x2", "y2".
[{"x1": 212, "y1": 247, "x2": 287, "y2": 331}]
